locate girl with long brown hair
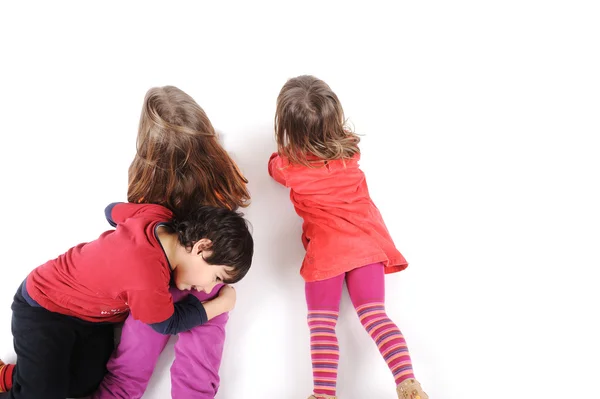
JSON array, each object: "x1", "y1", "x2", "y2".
[
  {"x1": 1, "y1": 86, "x2": 254, "y2": 399},
  {"x1": 93, "y1": 86, "x2": 252, "y2": 399},
  {"x1": 128, "y1": 85, "x2": 250, "y2": 216}
]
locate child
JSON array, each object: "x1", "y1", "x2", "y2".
[
  {"x1": 0, "y1": 203, "x2": 253, "y2": 399},
  {"x1": 127, "y1": 86, "x2": 250, "y2": 219},
  {"x1": 93, "y1": 85, "x2": 252, "y2": 399},
  {"x1": 268, "y1": 75, "x2": 428, "y2": 399}
]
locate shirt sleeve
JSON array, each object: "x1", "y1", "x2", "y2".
[
  {"x1": 268, "y1": 152, "x2": 288, "y2": 186},
  {"x1": 148, "y1": 295, "x2": 208, "y2": 335},
  {"x1": 105, "y1": 202, "x2": 173, "y2": 226}
]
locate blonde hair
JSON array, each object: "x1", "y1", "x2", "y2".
[
  {"x1": 275, "y1": 75, "x2": 360, "y2": 166},
  {"x1": 128, "y1": 86, "x2": 250, "y2": 218}
]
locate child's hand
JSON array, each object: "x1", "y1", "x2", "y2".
[
  {"x1": 217, "y1": 285, "x2": 236, "y2": 312},
  {"x1": 202, "y1": 285, "x2": 236, "y2": 321}
]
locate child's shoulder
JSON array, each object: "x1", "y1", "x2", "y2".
[
  {"x1": 110, "y1": 202, "x2": 173, "y2": 224},
  {"x1": 282, "y1": 154, "x2": 361, "y2": 188},
  {"x1": 270, "y1": 152, "x2": 363, "y2": 189},
  {"x1": 288, "y1": 153, "x2": 361, "y2": 173}
]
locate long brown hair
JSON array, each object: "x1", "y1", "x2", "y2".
[
  {"x1": 128, "y1": 86, "x2": 250, "y2": 218},
  {"x1": 275, "y1": 75, "x2": 360, "y2": 166}
]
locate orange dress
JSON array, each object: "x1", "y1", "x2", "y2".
[{"x1": 268, "y1": 152, "x2": 408, "y2": 282}]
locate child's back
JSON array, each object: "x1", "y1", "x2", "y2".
[
  {"x1": 28, "y1": 203, "x2": 173, "y2": 323},
  {"x1": 269, "y1": 153, "x2": 407, "y2": 282}
]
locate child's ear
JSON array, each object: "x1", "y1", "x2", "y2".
[{"x1": 194, "y1": 238, "x2": 213, "y2": 254}]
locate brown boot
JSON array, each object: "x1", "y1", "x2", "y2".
[{"x1": 397, "y1": 378, "x2": 429, "y2": 399}]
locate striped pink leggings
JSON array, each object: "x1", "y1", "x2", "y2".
[{"x1": 305, "y1": 263, "x2": 414, "y2": 398}]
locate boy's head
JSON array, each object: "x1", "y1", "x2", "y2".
[{"x1": 168, "y1": 205, "x2": 253, "y2": 293}]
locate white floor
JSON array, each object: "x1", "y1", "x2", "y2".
[{"x1": 1, "y1": 2, "x2": 599, "y2": 398}]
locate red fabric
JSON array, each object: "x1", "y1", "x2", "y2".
[
  {"x1": 0, "y1": 363, "x2": 14, "y2": 391},
  {"x1": 268, "y1": 152, "x2": 408, "y2": 282},
  {"x1": 0, "y1": 363, "x2": 6, "y2": 392},
  {"x1": 26, "y1": 203, "x2": 175, "y2": 324}
]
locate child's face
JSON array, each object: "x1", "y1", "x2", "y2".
[{"x1": 173, "y1": 238, "x2": 234, "y2": 293}]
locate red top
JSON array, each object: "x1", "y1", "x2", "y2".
[
  {"x1": 26, "y1": 203, "x2": 175, "y2": 324},
  {"x1": 268, "y1": 152, "x2": 408, "y2": 282}
]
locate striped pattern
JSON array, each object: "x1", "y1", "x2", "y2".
[
  {"x1": 356, "y1": 302, "x2": 415, "y2": 385},
  {"x1": 308, "y1": 310, "x2": 339, "y2": 397}
]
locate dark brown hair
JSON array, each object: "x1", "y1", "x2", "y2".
[
  {"x1": 128, "y1": 86, "x2": 250, "y2": 219},
  {"x1": 171, "y1": 205, "x2": 253, "y2": 284},
  {"x1": 275, "y1": 75, "x2": 360, "y2": 166}
]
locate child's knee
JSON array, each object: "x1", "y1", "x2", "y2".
[{"x1": 307, "y1": 310, "x2": 339, "y2": 327}]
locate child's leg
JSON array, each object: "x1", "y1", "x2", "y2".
[
  {"x1": 346, "y1": 263, "x2": 415, "y2": 385},
  {"x1": 67, "y1": 323, "x2": 114, "y2": 397},
  {"x1": 91, "y1": 313, "x2": 170, "y2": 399},
  {"x1": 170, "y1": 312, "x2": 228, "y2": 398},
  {"x1": 170, "y1": 284, "x2": 228, "y2": 398},
  {"x1": 92, "y1": 284, "x2": 225, "y2": 399},
  {"x1": 1, "y1": 288, "x2": 78, "y2": 399},
  {"x1": 305, "y1": 274, "x2": 345, "y2": 398}
]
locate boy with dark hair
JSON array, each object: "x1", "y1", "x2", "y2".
[{"x1": 0, "y1": 203, "x2": 253, "y2": 399}]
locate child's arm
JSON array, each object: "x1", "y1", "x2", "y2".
[
  {"x1": 202, "y1": 285, "x2": 235, "y2": 320},
  {"x1": 268, "y1": 152, "x2": 288, "y2": 186},
  {"x1": 148, "y1": 294, "x2": 207, "y2": 335},
  {"x1": 146, "y1": 286, "x2": 235, "y2": 335}
]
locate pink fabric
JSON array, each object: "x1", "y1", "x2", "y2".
[
  {"x1": 305, "y1": 263, "x2": 386, "y2": 310},
  {"x1": 92, "y1": 285, "x2": 227, "y2": 399},
  {"x1": 305, "y1": 263, "x2": 415, "y2": 393}
]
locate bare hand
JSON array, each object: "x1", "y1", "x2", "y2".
[{"x1": 218, "y1": 285, "x2": 236, "y2": 312}]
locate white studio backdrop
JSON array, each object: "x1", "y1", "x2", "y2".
[{"x1": 0, "y1": 1, "x2": 599, "y2": 398}]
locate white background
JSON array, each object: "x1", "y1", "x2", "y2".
[{"x1": 1, "y1": 1, "x2": 599, "y2": 398}]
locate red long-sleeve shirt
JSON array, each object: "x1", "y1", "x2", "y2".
[{"x1": 268, "y1": 152, "x2": 408, "y2": 282}]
